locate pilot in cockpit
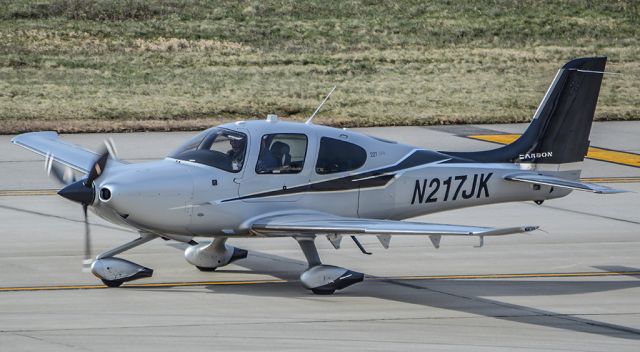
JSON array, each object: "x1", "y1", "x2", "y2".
[{"x1": 227, "y1": 137, "x2": 246, "y2": 171}]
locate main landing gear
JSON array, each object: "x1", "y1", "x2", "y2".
[
  {"x1": 296, "y1": 236, "x2": 364, "y2": 295},
  {"x1": 185, "y1": 236, "x2": 362, "y2": 294},
  {"x1": 184, "y1": 237, "x2": 248, "y2": 271}
]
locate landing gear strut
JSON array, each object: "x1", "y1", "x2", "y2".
[
  {"x1": 295, "y1": 236, "x2": 364, "y2": 295},
  {"x1": 90, "y1": 233, "x2": 156, "y2": 287}
]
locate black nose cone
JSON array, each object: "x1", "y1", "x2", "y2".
[{"x1": 58, "y1": 180, "x2": 95, "y2": 205}]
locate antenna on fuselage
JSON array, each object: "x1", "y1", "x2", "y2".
[{"x1": 305, "y1": 85, "x2": 336, "y2": 124}]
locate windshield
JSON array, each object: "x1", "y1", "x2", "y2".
[{"x1": 169, "y1": 128, "x2": 247, "y2": 173}]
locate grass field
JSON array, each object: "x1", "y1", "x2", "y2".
[{"x1": 1, "y1": 0, "x2": 639, "y2": 133}]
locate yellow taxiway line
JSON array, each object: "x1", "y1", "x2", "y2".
[
  {"x1": 580, "y1": 177, "x2": 640, "y2": 183},
  {"x1": 0, "y1": 189, "x2": 58, "y2": 197},
  {"x1": 1, "y1": 271, "x2": 638, "y2": 293},
  {"x1": 468, "y1": 134, "x2": 640, "y2": 168}
]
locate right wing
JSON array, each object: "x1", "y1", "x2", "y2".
[
  {"x1": 12, "y1": 131, "x2": 100, "y2": 174},
  {"x1": 250, "y1": 211, "x2": 537, "y2": 237}
]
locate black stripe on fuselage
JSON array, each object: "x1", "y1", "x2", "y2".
[{"x1": 222, "y1": 150, "x2": 461, "y2": 202}]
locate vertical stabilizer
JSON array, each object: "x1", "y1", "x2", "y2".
[{"x1": 447, "y1": 57, "x2": 607, "y2": 165}]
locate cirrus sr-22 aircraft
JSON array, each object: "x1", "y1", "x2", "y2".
[{"x1": 12, "y1": 57, "x2": 625, "y2": 294}]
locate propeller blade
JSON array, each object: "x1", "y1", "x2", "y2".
[
  {"x1": 82, "y1": 204, "x2": 93, "y2": 272},
  {"x1": 105, "y1": 138, "x2": 119, "y2": 160},
  {"x1": 85, "y1": 151, "x2": 109, "y2": 187},
  {"x1": 45, "y1": 153, "x2": 74, "y2": 185},
  {"x1": 84, "y1": 139, "x2": 119, "y2": 187}
]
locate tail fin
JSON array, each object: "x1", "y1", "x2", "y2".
[{"x1": 448, "y1": 57, "x2": 607, "y2": 165}]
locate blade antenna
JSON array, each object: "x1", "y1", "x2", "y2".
[{"x1": 306, "y1": 85, "x2": 336, "y2": 124}]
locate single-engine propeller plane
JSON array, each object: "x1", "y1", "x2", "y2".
[{"x1": 12, "y1": 57, "x2": 625, "y2": 294}]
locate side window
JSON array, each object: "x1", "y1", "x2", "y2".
[
  {"x1": 256, "y1": 134, "x2": 308, "y2": 174},
  {"x1": 316, "y1": 137, "x2": 367, "y2": 174}
]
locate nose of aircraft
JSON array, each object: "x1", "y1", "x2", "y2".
[
  {"x1": 92, "y1": 161, "x2": 195, "y2": 231},
  {"x1": 58, "y1": 179, "x2": 95, "y2": 205}
]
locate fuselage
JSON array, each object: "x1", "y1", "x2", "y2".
[{"x1": 91, "y1": 120, "x2": 572, "y2": 238}]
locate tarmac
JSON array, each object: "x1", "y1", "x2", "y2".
[{"x1": 0, "y1": 121, "x2": 639, "y2": 351}]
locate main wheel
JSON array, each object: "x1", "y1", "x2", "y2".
[
  {"x1": 311, "y1": 288, "x2": 336, "y2": 295},
  {"x1": 101, "y1": 279, "x2": 124, "y2": 288},
  {"x1": 196, "y1": 266, "x2": 217, "y2": 272}
]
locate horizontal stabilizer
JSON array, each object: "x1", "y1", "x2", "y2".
[
  {"x1": 504, "y1": 173, "x2": 626, "y2": 194},
  {"x1": 12, "y1": 132, "x2": 98, "y2": 174}
]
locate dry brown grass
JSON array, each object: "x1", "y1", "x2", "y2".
[{"x1": 1, "y1": 0, "x2": 638, "y2": 133}]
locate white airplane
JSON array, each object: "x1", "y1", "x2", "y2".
[{"x1": 12, "y1": 57, "x2": 624, "y2": 294}]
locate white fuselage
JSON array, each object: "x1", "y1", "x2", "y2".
[{"x1": 91, "y1": 121, "x2": 572, "y2": 238}]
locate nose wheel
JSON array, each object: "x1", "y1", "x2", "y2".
[{"x1": 90, "y1": 234, "x2": 157, "y2": 287}]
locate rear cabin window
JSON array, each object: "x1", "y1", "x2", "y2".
[
  {"x1": 256, "y1": 134, "x2": 308, "y2": 174},
  {"x1": 315, "y1": 137, "x2": 367, "y2": 174}
]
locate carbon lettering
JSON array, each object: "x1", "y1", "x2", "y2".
[{"x1": 519, "y1": 151, "x2": 553, "y2": 160}]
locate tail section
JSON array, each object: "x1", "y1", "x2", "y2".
[{"x1": 448, "y1": 57, "x2": 607, "y2": 165}]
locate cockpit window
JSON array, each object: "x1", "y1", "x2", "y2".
[{"x1": 169, "y1": 128, "x2": 247, "y2": 173}]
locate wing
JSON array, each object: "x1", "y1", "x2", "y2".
[
  {"x1": 250, "y1": 211, "x2": 537, "y2": 237},
  {"x1": 12, "y1": 131, "x2": 99, "y2": 174},
  {"x1": 504, "y1": 173, "x2": 626, "y2": 194}
]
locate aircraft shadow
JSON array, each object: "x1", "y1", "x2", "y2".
[{"x1": 164, "y1": 243, "x2": 640, "y2": 340}]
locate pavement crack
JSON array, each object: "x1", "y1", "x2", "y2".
[{"x1": 11, "y1": 332, "x2": 92, "y2": 351}]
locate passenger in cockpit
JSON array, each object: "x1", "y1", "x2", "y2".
[{"x1": 256, "y1": 137, "x2": 278, "y2": 173}]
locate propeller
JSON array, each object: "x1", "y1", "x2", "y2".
[
  {"x1": 45, "y1": 153, "x2": 76, "y2": 186},
  {"x1": 82, "y1": 204, "x2": 92, "y2": 272},
  {"x1": 53, "y1": 139, "x2": 119, "y2": 271}
]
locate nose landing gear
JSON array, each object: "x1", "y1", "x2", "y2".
[
  {"x1": 90, "y1": 233, "x2": 157, "y2": 287},
  {"x1": 92, "y1": 257, "x2": 153, "y2": 287}
]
